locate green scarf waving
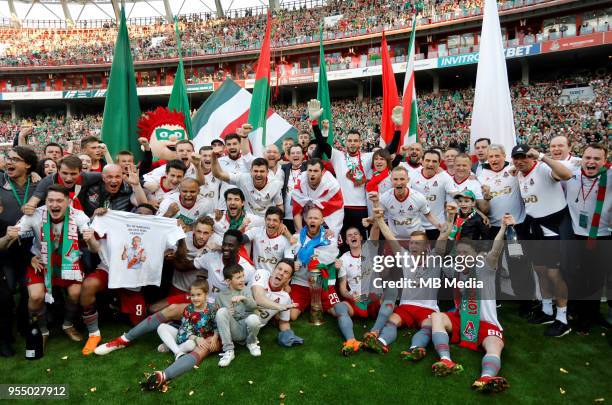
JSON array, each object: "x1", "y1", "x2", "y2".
[{"x1": 587, "y1": 168, "x2": 608, "y2": 249}]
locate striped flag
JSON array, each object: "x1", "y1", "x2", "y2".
[
  {"x1": 400, "y1": 14, "x2": 419, "y2": 146},
  {"x1": 247, "y1": 11, "x2": 272, "y2": 157},
  {"x1": 191, "y1": 78, "x2": 297, "y2": 152},
  {"x1": 380, "y1": 31, "x2": 400, "y2": 150}
]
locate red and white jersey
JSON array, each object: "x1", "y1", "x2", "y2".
[
  {"x1": 330, "y1": 148, "x2": 373, "y2": 207},
  {"x1": 399, "y1": 162, "x2": 422, "y2": 180},
  {"x1": 409, "y1": 170, "x2": 457, "y2": 229},
  {"x1": 245, "y1": 226, "x2": 292, "y2": 272},
  {"x1": 171, "y1": 231, "x2": 210, "y2": 292},
  {"x1": 284, "y1": 167, "x2": 302, "y2": 220},
  {"x1": 558, "y1": 155, "x2": 582, "y2": 170},
  {"x1": 479, "y1": 165, "x2": 525, "y2": 226},
  {"x1": 157, "y1": 192, "x2": 215, "y2": 226},
  {"x1": 143, "y1": 162, "x2": 198, "y2": 184},
  {"x1": 213, "y1": 212, "x2": 264, "y2": 238},
  {"x1": 292, "y1": 170, "x2": 344, "y2": 238},
  {"x1": 199, "y1": 172, "x2": 220, "y2": 211},
  {"x1": 379, "y1": 188, "x2": 430, "y2": 239},
  {"x1": 338, "y1": 251, "x2": 364, "y2": 295},
  {"x1": 517, "y1": 162, "x2": 567, "y2": 220},
  {"x1": 251, "y1": 269, "x2": 292, "y2": 324},
  {"x1": 452, "y1": 176, "x2": 483, "y2": 200},
  {"x1": 222, "y1": 172, "x2": 283, "y2": 217},
  {"x1": 193, "y1": 252, "x2": 255, "y2": 303},
  {"x1": 217, "y1": 153, "x2": 255, "y2": 200},
  {"x1": 144, "y1": 176, "x2": 179, "y2": 203},
  {"x1": 17, "y1": 207, "x2": 90, "y2": 258},
  {"x1": 565, "y1": 167, "x2": 612, "y2": 237}
]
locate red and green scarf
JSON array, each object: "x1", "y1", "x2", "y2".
[
  {"x1": 345, "y1": 152, "x2": 367, "y2": 187},
  {"x1": 587, "y1": 168, "x2": 608, "y2": 249},
  {"x1": 448, "y1": 209, "x2": 477, "y2": 240},
  {"x1": 454, "y1": 270, "x2": 480, "y2": 350},
  {"x1": 41, "y1": 207, "x2": 82, "y2": 304},
  {"x1": 365, "y1": 168, "x2": 390, "y2": 193}
]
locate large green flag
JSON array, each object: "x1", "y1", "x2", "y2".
[
  {"x1": 246, "y1": 11, "x2": 271, "y2": 157},
  {"x1": 316, "y1": 24, "x2": 333, "y2": 152},
  {"x1": 101, "y1": 6, "x2": 142, "y2": 162},
  {"x1": 168, "y1": 17, "x2": 193, "y2": 137}
]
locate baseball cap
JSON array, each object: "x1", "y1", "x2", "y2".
[
  {"x1": 454, "y1": 190, "x2": 477, "y2": 201},
  {"x1": 511, "y1": 144, "x2": 529, "y2": 158}
]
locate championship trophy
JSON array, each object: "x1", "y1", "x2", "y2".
[{"x1": 308, "y1": 268, "x2": 325, "y2": 325}]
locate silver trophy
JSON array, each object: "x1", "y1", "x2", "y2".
[{"x1": 308, "y1": 268, "x2": 325, "y2": 325}]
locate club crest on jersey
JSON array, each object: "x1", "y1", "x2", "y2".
[
  {"x1": 529, "y1": 179, "x2": 535, "y2": 186},
  {"x1": 408, "y1": 204, "x2": 414, "y2": 211},
  {"x1": 503, "y1": 171, "x2": 509, "y2": 177},
  {"x1": 463, "y1": 321, "x2": 476, "y2": 340},
  {"x1": 432, "y1": 181, "x2": 438, "y2": 187}
]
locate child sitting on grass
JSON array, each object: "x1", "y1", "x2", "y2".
[
  {"x1": 156, "y1": 278, "x2": 217, "y2": 359},
  {"x1": 142, "y1": 278, "x2": 219, "y2": 390}
]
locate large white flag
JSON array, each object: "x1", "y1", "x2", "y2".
[{"x1": 470, "y1": 0, "x2": 516, "y2": 155}]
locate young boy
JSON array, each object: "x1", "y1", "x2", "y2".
[
  {"x1": 142, "y1": 278, "x2": 219, "y2": 390},
  {"x1": 448, "y1": 190, "x2": 488, "y2": 241},
  {"x1": 215, "y1": 264, "x2": 259, "y2": 367}
]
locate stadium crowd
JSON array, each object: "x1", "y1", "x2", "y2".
[
  {"x1": 0, "y1": 0, "x2": 542, "y2": 67},
  {"x1": 0, "y1": 75, "x2": 610, "y2": 395}
]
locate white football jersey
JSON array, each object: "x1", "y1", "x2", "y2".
[
  {"x1": 478, "y1": 165, "x2": 526, "y2": 226},
  {"x1": 330, "y1": 148, "x2": 372, "y2": 207},
  {"x1": 156, "y1": 192, "x2": 215, "y2": 226},
  {"x1": 245, "y1": 226, "x2": 292, "y2": 272},
  {"x1": 193, "y1": 252, "x2": 255, "y2": 303},
  {"x1": 409, "y1": 170, "x2": 457, "y2": 229},
  {"x1": 251, "y1": 269, "x2": 292, "y2": 325},
  {"x1": 517, "y1": 162, "x2": 567, "y2": 219},
  {"x1": 379, "y1": 188, "x2": 430, "y2": 239}
]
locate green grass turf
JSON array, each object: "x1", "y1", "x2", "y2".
[{"x1": 1, "y1": 303, "x2": 610, "y2": 405}]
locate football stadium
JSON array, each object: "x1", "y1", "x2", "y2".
[{"x1": 0, "y1": 0, "x2": 610, "y2": 403}]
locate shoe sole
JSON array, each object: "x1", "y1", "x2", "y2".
[
  {"x1": 548, "y1": 328, "x2": 572, "y2": 338},
  {"x1": 529, "y1": 319, "x2": 555, "y2": 325}
]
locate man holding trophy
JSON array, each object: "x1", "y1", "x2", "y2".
[{"x1": 288, "y1": 205, "x2": 340, "y2": 323}]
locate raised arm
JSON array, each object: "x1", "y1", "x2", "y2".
[
  {"x1": 528, "y1": 148, "x2": 571, "y2": 181},
  {"x1": 307, "y1": 99, "x2": 332, "y2": 159},
  {"x1": 211, "y1": 153, "x2": 231, "y2": 183},
  {"x1": 485, "y1": 214, "x2": 513, "y2": 269}
]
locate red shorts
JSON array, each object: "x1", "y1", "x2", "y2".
[
  {"x1": 346, "y1": 298, "x2": 380, "y2": 319},
  {"x1": 290, "y1": 284, "x2": 340, "y2": 312},
  {"x1": 84, "y1": 269, "x2": 109, "y2": 289},
  {"x1": 117, "y1": 289, "x2": 147, "y2": 325},
  {"x1": 446, "y1": 311, "x2": 504, "y2": 350},
  {"x1": 394, "y1": 304, "x2": 434, "y2": 328},
  {"x1": 25, "y1": 265, "x2": 82, "y2": 289},
  {"x1": 167, "y1": 286, "x2": 191, "y2": 305}
]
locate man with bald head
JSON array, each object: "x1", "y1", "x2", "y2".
[
  {"x1": 81, "y1": 163, "x2": 148, "y2": 216},
  {"x1": 550, "y1": 135, "x2": 581, "y2": 168},
  {"x1": 157, "y1": 178, "x2": 215, "y2": 228}
]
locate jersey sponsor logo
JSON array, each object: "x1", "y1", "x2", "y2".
[
  {"x1": 490, "y1": 186, "x2": 512, "y2": 198},
  {"x1": 522, "y1": 195, "x2": 538, "y2": 204},
  {"x1": 257, "y1": 256, "x2": 279, "y2": 265},
  {"x1": 427, "y1": 195, "x2": 437, "y2": 202},
  {"x1": 393, "y1": 218, "x2": 413, "y2": 226},
  {"x1": 200, "y1": 191, "x2": 216, "y2": 199}
]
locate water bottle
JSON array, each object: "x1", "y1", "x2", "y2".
[
  {"x1": 25, "y1": 316, "x2": 43, "y2": 360},
  {"x1": 505, "y1": 223, "x2": 524, "y2": 258}
]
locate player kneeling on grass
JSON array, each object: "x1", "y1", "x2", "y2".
[
  {"x1": 363, "y1": 208, "x2": 442, "y2": 356},
  {"x1": 142, "y1": 278, "x2": 220, "y2": 391},
  {"x1": 335, "y1": 227, "x2": 381, "y2": 356},
  {"x1": 251, "y1": 259, "x2": 304, "y2": 349},
  {"x1": 216, "y1": 264, "x2": 259, "y2": 367},
  {"x1": 418, "y1": 214, "x2": 514, "y2": 394}
]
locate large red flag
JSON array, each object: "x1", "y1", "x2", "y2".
[{"x1": 380, "y1": 31, "x2": 400, "y2": 151}]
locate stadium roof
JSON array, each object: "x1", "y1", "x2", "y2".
[{"x1": 0, "y1": 0, "x2": 312, "y2": 27}]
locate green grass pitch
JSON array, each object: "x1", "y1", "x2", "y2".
[{"x1": 1, "y1": 303, "x2": 610, "y2": 405}]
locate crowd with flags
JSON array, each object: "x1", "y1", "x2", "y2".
[{"x1": 0, "y1": 0, "x2": 610, "y2": 396}]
